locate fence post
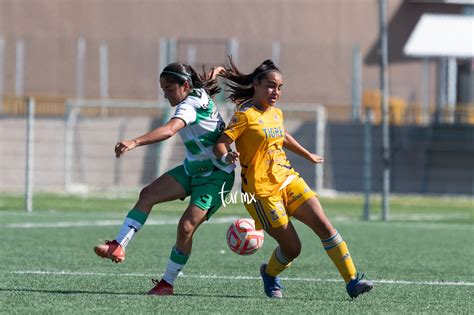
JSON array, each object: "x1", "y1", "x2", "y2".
[
  {"x1": 351, "y1": 44, "x2": 362, "y2": 122},
  {"x1": 363, "y1": 109, "x2": 374, "y2": 220},
  {"x1": 25, "y1": 97, "x2": 35, "y2": 212},
  {"x1": 156, "y1": 38, "x2": 177, "y2": 178},
  {"x1": 315, "y1": 106, "x2": 326, "y2": 192},
  {"x1": 272, "y1": 41, "x2": 281, "y2": 66},
  {"x1": 100, "y1": 41, "x2": 109, "y2": 116},
  {"x1": 227, "y1": 38, "x2": 239, "y2": 64},
  {"x1": 76, "y1": 37, "x2": 86, "y2": 99},
  {"x1": 421, "y1": 58, "x2": 431, "y2": 125},
  {"x1": 436, "y1": 57, "x2": 447, "y2": 123},
  {"x1": 446, "y1": 57, "x2": 457, "y2": 124},
  {"x1": 379, "y1": 0, "x2": 390, "y2": 221},
  {"x1": 64, "y1": 100, "x2": 79, "y2": 192},
  {"x1": 15, "y1": 40, "x2": 25, "y2": 96},
  {"x1": 0, "y1": 36, "x2": 5, "y2": 114},
  {"x1": 186, "y1": 45, "x2": 197, "y2": 67},
  {"x1": 158, "y1": 39, "x2": 166, "y2": 101},
  {"x1": 114, "y1": 118, "x2": 127, "y2": 186}
]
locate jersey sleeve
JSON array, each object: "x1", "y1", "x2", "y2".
[
  {"x1": 277, "y1": 107, "x2": 284, "y2": 120},
  {"x1": 224, "y1": 111, "x2": 248, "y2": 141},
  {"x1": 171, "y1": 102, "x2": 197, "y2": 125}
]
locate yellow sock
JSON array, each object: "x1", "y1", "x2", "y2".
[
  {"x1": 322, "y1": 231, "x2": 357, "y2": 283},
  {"x1": 265, "y1": 246, "x2": 292, "y2": 277}
]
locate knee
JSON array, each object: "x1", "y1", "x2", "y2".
[
  {"x1": 290, "y1": 243, "x2": 302, "y2": 260},
  {"x1": 313, "y1": 220, "x2": 335, "y2": 240},
  {"x1": 139, "y1": 186, "x2": 157, "y2": 204},
  {"x1": 177, "y1": 219, "x2": 197, "y2": 239},
  {"x1": 281, "y1": 241, "x2": 301, "y2": 261}
]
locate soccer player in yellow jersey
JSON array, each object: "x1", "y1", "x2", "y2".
[{"x1": 214, "y1": 57, "x2": 373, "y2": 299}]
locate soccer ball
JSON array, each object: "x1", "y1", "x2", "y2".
[{"x1": 226, "y1": 218, "x2": 264, "y2": 255}]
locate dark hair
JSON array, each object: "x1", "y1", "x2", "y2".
[
  {"x1": 219, "y1": 56, "x2": 281, "y2": 105},
  {"x1": 160, "y1": 62, "x2": 221, "y2": 97}
]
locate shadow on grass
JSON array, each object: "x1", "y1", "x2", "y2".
[
  {"x1": 0, "y1": 287, "x2": 143, "y2": 296},
  {"x1": 0, "y1": 287, "x2": 252, "y2": 299},
  {"x1": 0, "y1": 287, "x2": 333, "y2": 301},
  {"x1": 173, "y1": 292, "x2": 251, "y2": 299},
  {"x1": 174, "y1": 292, "x2": 329, "y2": 302}
]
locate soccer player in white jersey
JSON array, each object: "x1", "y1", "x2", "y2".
[{"x1": 94, "y1": 62, "x2": 235, "y2": 295}]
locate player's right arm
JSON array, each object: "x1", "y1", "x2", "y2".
[
  {"x1": 115, "y1": 118, "x2": 185, "y2": 158},
  {"x1": 208, "y1": 66, "x2": 225, "y2": 80}
]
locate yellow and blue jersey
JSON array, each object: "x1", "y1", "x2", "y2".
[{"x1": 224, "y1": 104, "x2": 298, "y2": 197}]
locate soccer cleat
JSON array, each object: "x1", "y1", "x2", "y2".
[
  {"x1": 346, "y1": 273, "x2": 373, "y2": 299},
  {"x1": 93, "y1": 240, "x2": 125, "y2": 263},
  {"x1": 260, "y1": 264, "x2": 283, "y2": 298},
  {"x1": 148, "y1": 279, "x2": 174, "y2": 296}
]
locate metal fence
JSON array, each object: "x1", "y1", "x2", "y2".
[
  {"x1": 1, "y1": 96, "x2": 472, "y2": 214},
  {"x1": 0, "y1": 98, "x2": 327, "y2": 205}
]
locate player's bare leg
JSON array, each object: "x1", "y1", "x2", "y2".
[
  {"x1": 94, "y1": 174, "x2": 186, "y2": 263},
  {"x1": 134, "y1": 174, "x2": 187, "y2": 213}
]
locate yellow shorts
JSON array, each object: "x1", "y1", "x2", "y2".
[{"x1": 244, "y1": 176, "x2": 317, "y2": 230}]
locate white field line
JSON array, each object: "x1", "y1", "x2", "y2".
[
  {"x1": 0, "y1": 210, "x2": 127, "y2": 218},
  {"x1": 4, "y1": 217, "x2": 240, "y2": 229},
  {"x1": 1, "y1": 210, "x2": 470, "y2": 222},
  {"x1": 370, "y1": 213, "x2": 471, "y2": 221},
  {"x1": 4, "y1": 216, "x2": 472, "y2": 229},
  {"x1": 7, "y1": 270, "x2": 474, "y2": 287}
]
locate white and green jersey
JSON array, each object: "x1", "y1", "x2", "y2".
[{"x1": 172, "y1": 88, "x2": 235, "y2": 177}]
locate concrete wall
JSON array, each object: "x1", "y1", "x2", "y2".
[{"x1": 0, "y1": 0, "x2": 463, "y2": 107}]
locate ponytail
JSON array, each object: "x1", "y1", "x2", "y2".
[{"x1": 219, "y1": 56, "x2": 281, "y2": 106}]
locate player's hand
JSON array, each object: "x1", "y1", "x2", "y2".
[
  {"x1": 225, "y1": 151, "x2": 240, "y2": 164},
  {"x1": 214, "y1": 66, "x2": 225, "y2": 75},
  {"x1": 115, "y1": 140, "x2": 137, "y2": 158},
  {"x1": 308, "y1": 153, "x2": 324, "y2": 164},
  {"x1": 210, "y1": 66, "x2": 226, "y2": 79}
]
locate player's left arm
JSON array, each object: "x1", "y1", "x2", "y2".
[
  {"x1": 213, "y1": 111, "x2": 247, "y2": 164},
  {"x1": 214, "y1": 134, "x2": 240, "y2": 164},
  {"x1": 283, "y1": 132, "x2": 324, "y2": 164}
]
